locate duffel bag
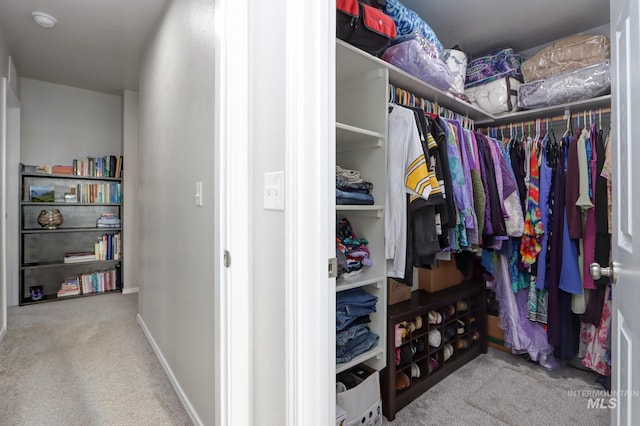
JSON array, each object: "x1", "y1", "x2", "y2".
[{"x1": 337, "y1": 0, "x2": 397, "y2": 57}]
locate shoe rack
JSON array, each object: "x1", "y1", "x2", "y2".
[{"x1": 380, "y1": 280, "x2": 487, "y2": 421}]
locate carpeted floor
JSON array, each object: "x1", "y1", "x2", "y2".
[
  {"x1": 383, "y1": 347, "x2": 611, "y2": 425},
  {"x1": 1, "y1": 293, "x2": 612, "y2": 426},
  {"x1": 0, "y1": 293, "x2": 191, "y2": 426}
]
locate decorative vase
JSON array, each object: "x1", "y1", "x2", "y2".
[{"x1": 37, "y1": 209, "x2": 63, "y2": 229}]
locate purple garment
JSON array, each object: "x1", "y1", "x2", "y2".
[
  {"x1": 536, "y1": 143, "x2": 553, "y2": 290},
  {"x1": 487, "y1": 138, "x2": 508, "y2": 223},
  {"x1": 491, "y1": 249, "x2": 558, "y2": 370},
  {"x1": 565, "y1": 129, "x2": 584, "y2": 239},
  {"x1": 446, "y1": 119, "x2": 477, "y2": 237}
]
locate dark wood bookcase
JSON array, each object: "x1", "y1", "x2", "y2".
[
  {"x1": 381, "y1": 281, "x2": 487, "y2": 421},
  {"x1": 19, "y1": 164, "x2": 123, "y2": 305}
]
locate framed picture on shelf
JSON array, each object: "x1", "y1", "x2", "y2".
[{"x1": 29, "y1": 185, "x2": 55, "y2": 202}]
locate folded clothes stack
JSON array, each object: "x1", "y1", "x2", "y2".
[
  {"x1": 336, "y1": 217, "x2": 373, "y2": 278},
  {"x1": 336, "y1": 166, "x2": 374, "y2": 205},
  {"x1": 336, "y1": 288, "x2": 380, "y2": 364}
]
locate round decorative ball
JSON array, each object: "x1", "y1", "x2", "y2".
[{"x1": 38, "y1": 209, "x2": 63, "y2": 229}]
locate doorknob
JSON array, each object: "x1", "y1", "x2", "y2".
[{"x1": 589, "y1": 262, "x2": 617, "y2": 283}]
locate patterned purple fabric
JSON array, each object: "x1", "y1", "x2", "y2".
[{"x1": 465, "y1": 48, "x2": 523, "y2": 88}]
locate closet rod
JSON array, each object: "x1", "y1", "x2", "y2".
[
  {"x1": 388, "y1": 83, "x2": 474, "y2": 129},
  {"x1": 483, "y1": 107, "x2": 611, "y2": 131}
]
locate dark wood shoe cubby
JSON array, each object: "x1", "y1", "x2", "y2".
[{"x1": 381, "y1": 280, "x2": 487, "y2": 421}]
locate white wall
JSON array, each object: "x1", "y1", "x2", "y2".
[
  {"x1": 250, "y1": 1, "x2": 286, "y2": 423},
  {"x1": 137, "y1": 0, "x2": 215, "y2": 424},
  {"x1": 122, "y1": 90, "x2": 140, "y2": 293},
  {"x1": 20, "y1": 78, "x2": 122, "y2": 165},
  {"x1": 0, "y1": 29, "x2": 8, "y2": 80}
]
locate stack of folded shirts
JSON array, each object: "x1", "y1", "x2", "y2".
[{"x1": 336, "y1": 166, "x2": 374, "y2": 205}]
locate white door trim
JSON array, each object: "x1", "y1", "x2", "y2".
[
  {"x1": 1, "y1": 78, "x2": 7, "y2": 339},
  {"x1": 214, "y1": 0, "x2": 252, "y2": 425},
  {"x1": 284, "y1": 1, "x2": 335, "y2": 425}
]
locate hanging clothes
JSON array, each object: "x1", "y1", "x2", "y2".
[
  {"x1": 580, "y1": 284, "x2": 612, "y2": 376},
  {"x1": 520, "y1": 138, "x2": 544, "y2": 268}
]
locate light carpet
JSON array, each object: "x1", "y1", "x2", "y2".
[
  {"x1": 0, "y1": 293, "x2": 191, "y2": 426},
  {"x1": 383, "y1": 348, "x2": 611, "y2": 425}
]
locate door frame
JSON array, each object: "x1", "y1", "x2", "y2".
[{"x1": 215, "y1": 0, "x2": 335, "y2": 424}]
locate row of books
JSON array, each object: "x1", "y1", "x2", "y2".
[
  {"x1": 57, "y1": 269, "x2": 119, "y2": 297},
  {"x1": 27, "y1": 155, "x2": 123, "y2": 178},
  {"x1": 75, "y1": 182, "x2": 122, "y2": 204},
  {"x1": 95, "y1": 232, "x2": 121, "y2": 261},
  {"x1": 73, "y1": 155, "x2": 122, "y2": 178},
  {"x1": 80, "y1": 269, "x2": 119, "y2": 294},
  {"x1": 63, "y1": 232, "x2": 121, "y2": 263}
]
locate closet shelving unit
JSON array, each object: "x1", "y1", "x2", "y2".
[
  {"x1": 334, "y1": 39, "x2": 492, "y2": 376},
  {"x1": 335, "y1": 36, "x2": 612, "y2": 412},
  {"x1": 381, "y1": 281, "x2": 487, "y2": 421}
]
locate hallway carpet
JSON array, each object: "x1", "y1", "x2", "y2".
[{"x1": 0, "y1": 293, "x2": 191, "y2": 426}]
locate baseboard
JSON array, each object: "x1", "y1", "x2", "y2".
[
  {"x1": 137, "y1": 313, "x2": 203, "y2": 425},
  {"x1": 122, "y1": 287, "x2": 139, "y2": 295}
]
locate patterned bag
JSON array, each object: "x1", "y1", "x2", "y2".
[
  {"x1": 384, "y1": 0, "x2": 444, "y2": 53},
  {"x1": 465, "y1": 48, "x2": 523, "y2": 88}
]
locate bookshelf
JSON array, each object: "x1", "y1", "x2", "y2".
[{"x1": 19, "y1": 159, "x2": 123, "y2": 305}]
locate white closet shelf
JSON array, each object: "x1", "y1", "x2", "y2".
[
  {"x1": 337, "y1": 275, "x2": 385, "y2": 292},
  {"x1": 336, "y1": 346, "x2": 385, "y2": 374},
  {"x1": 336, "y1": 122, "x2": 384, "y2": 151},
  {"x1": 476, "y1": 95, "x2": 612, "y2": 126},
  {"x1": 336, "y1": 205, "x2": 384, "y2": 217},
  {"x1": 336, "y1": 39, "x2": 494, "y2": 122}
]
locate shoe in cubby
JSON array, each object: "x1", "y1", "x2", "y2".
[{"x1": 395, "y1": 371, "x2": 410, "y2": 391}]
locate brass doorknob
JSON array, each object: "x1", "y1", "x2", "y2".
[{"x1": 589, "y1": 262, "x2": 617, "y2": 283}]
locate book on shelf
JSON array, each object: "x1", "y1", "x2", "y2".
[
  {"x1": 96, "y1": 212, "x2": 121, "y2": 228},
  {"x1": 63, "y1": 251, "x2": 96, "y2": 263},
  {"x1": 57, "y1": 277, "x2": 80, "y2": 297},
  {"x1": 52, "y1": 165, "x2": 74, "y2": 175}
]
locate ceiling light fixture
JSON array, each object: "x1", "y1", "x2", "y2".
[{"x1": 31, "y1": 11, "x2": 57, "y2": 29}]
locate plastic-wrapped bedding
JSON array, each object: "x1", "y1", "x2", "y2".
[
  {"x1": 521, "y1": 34, "x2": 610, "y2": 83},
  {"x1": 382, "y1": 37, "x2": 455, "y2": 92},
  {"x1": 444, "y1": 48, "x2": 467, "y2": 95},
  {"x1": 517, "y1": 60, "x2": 610, "y2": 110},
  {"x1": 465, "y1": 77, "x2": 522, "y2": 115}
]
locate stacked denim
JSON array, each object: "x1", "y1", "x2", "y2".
[
  {"x1": 336, "y1": 288, "x2": 380, "y2": 364},
  {"x1": 336, "y1": 169, "x2": 375, "y2": 205}
]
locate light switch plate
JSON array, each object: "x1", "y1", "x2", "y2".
[{"x1": 264, "y1": 171, "x2": 284, "y2": 210}]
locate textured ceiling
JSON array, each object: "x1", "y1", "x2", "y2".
[
  {"x1": 0, "y1": 1, "x2": 611, "y2": 95},
  {"x1": 0, "y1": 0, "x2": 170, "y2": 95},
  {"x1": 400, "y1": 0, "x2": 611, "y2": 57}
]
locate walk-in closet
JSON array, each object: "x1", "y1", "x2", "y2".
[{"x1": 334, "y1": 0, "x2": 632, "y2": 424}]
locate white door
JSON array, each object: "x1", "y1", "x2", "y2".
[{"x1": 610, "y1": 0, "x2": 640, "y2": 423}]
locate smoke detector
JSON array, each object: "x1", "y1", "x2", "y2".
[{"x1": 31, "y1": 11, "x2": 57, "y2": 29}]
